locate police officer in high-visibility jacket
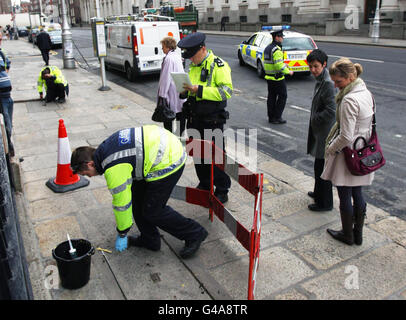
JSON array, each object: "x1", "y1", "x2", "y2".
[
  {"x1": 263, "y1": 30, "x2": 293, "y2": 124},
  {"x1": 37, "y1": 66, "x2": 69, "y2": 103},
  {"x1": 178, "y1": 32, "x2": 233, "y2": 204},
  {"x1": 70, "y1": 125, "x2": 208, "y2": 259}
]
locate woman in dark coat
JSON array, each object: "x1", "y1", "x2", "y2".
[{"x1": 306, "y1": 49, "x2": 337, "y2": 211}]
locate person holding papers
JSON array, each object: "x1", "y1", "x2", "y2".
[
  {"x1": 177, "y1": 32, "x2": 233, "y2": 204},
  {"x1": 158, "y1": 36, "x2": 186, "y2": 136}
]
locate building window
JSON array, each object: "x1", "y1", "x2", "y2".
[
  {"x1": 259, "y1": 15, "x2": 268, "y2": 23},
  {"x1": 208, "y1": 17, "x2": 214, "y2": 23},
  {"x1": 210, "y1": 0, "x2": 213, "y2": 4},
  {"x1": 333, "y1": 12, "x2": 340, "y2": 19},
  {"x1": 240, "y1": 16, "x2": 247, "y2": 23},
  {"x1": 403, "y1": 11, "x2": 406, "y2": 21},
  {"x1": 281, "y1": 14, "x2": 292, "y2": 23}
]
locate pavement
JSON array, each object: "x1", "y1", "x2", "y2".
[{"x1": 4, "y1": 36, "x2": 406, "y2": 303}]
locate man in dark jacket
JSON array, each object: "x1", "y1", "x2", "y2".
[
  {"x1": 36, "y1": 28, "x2": 52, "y2": 66},
  {"x1": 306, "y1": 49, "x2": 337, "y2": 211},
  {"x1": 0, "y1": 33, "x2": 14, "y2": 156}
]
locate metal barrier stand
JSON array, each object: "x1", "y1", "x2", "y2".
[{"x1": 172, "y1": 138, "x2": 263, "y2": 300}]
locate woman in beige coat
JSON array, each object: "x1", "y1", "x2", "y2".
[{"x1": 321, "y1": 58, "x2": 374, "y2": 246}]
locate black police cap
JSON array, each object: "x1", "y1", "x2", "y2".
[
  {"x1": 178, "y1": 32, "x2": 206, "y2": 48},
  {"x1": 271, "y1": 30, "x2": 284, "y2": 38},
  {"x1": 177, "y1": 32, "x2": 206, "y2": 59}
]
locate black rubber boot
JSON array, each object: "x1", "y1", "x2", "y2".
[
  {"x1": 353, "y1": 204, "x2": 367, "y2": 246},
  {"x1": 327, "y1": 210, "x2": 354, "y2": 245}
]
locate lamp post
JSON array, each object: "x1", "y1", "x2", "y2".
[
  {"x1": 61, "y1": 0, "x2": 75, "y2": 69},
  {"x1": 371, "y1": 0, "x2": 381, "y2": 43}
]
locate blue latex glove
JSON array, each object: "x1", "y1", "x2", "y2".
[{"x1": 115, "y1": 234, "x2": 128, "y2": 252}]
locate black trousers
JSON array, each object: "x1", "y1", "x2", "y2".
[
  {"x1": 313, "y1": 158, "x2": 333, "y2": 208},
  {"x1": 187, "y1": 119, "x2": 231, "y2": 194},
  {"x1": 131, "y1": 165, "x2": 206, "y2": 248},
  {"x1": 45, "y1": 80, "x2": 66, "y2": 102},
  {"x1": 40, "y1": 49, "x2": 50, "y2": 65},
  {"x1": 267, "y1": 79, "x2": 287, "y2": 120},
  {"x1": 164, "y1": 112, "x2": 186, "y2": 137}
]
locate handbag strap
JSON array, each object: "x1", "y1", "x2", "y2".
[{"x1": 371, "y1": 95, "x2": 377, "y2": 134}]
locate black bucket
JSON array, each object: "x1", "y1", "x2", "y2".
[{"x1": 52, "y1": 239, "x2": 95, "y2": 290}]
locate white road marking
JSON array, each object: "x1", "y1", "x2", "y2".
[
  {"x1": 329, "y1": 55, "x2": 384, "y2": 64},
  {"x1": 289, "y1": 104, "x2": 310, "y2": 113},
  {"x1": 261, "y1": 126, "x2": 293, "y2": 139}
]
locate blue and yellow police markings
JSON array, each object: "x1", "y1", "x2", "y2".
[{"x1": 240, "y1": 44, "x2": 263, "y2": 65}]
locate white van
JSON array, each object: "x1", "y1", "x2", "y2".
[{"x1": 104, "y1": 20, "x2": 181, "y2": 81}]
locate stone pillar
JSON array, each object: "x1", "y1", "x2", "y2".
[
  {"x1": 320, "y1": 0, "x2": 331, "y2": 12},
  {"x1": 380, "y1": 0, "x2": 401, "y2": 21},
  {"x1": 380, "y1": 0, "x2": 400, "y2": 12}
]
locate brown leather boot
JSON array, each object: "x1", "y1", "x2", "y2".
[
  {"x1": 327, "y1": 210, "x2": 354, "y2": 245},
  {"x1": 353, "y1": 204, "x2": 367, "y2": 245}
]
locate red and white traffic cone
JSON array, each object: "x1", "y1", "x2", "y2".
[{"x1": 46, "y1": 119, "x2": 89, "y2": 193}]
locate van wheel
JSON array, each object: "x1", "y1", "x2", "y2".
[
  {"x1": 257, "y1": 60, "x2": 265, "y2": 78},
  {"x1": 125, "y1": 63, "x2": 135, "y2": 82}
]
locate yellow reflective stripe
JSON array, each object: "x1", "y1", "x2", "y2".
[
  {"x1": 145, "y1": 150, "x2": 186, "y2": 180},
  {"x1": 109, "y1": 177, "x2": 133, "y2": 195},
  {"x1": 102, "y1": 148, "x2": 138, "y2": 169},
  {"x1": 151, "y1": 127, "x2": 168, "y2": 169},
  {"x1": 217, "y1": 85, "x2": 232, "y2": 100},
  {"x1": 206, "y1": 61, "x2": 215, "y2": 87},
  {"x1": 113, "y1": 200, "x2": 132, "y2": 212},
  {"x1": 134, "y1": 127, "x2": 144, "y2": 180}
]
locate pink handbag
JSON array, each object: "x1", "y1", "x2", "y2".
[{"x1": 342, "y1": 99, "x2": 385, "y2": 176}]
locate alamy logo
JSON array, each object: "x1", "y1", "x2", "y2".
[
  {"x1": 344, "y1": 265, "x2": 359, "y2": 290},
  {"x1": 44, "y1": 265, "x2": 59, "y2": 290},
  {"x1": 119, "y1": 128, "x2": 131, "y2": 145},
  {"x1": 344, "y1": 5, "x2": 359, "y2": 30}
]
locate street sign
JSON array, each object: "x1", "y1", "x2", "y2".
[{"x1": 91, "y1": 18, "x2": 107, "y2": 57}]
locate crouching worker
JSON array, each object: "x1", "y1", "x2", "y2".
[
  {"x1": 71, "y1": 125, "x2": 208, "y2": 259},
  {"x1": 37, "y1": 66, "x2": 69, "y2": 103}
]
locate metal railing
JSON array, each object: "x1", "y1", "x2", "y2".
[{"x1": 0, "y1": 116, "x2": 33, "y2": 300}]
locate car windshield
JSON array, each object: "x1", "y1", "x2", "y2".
[{"x1": 283, "y1": 37, "x2": 315, "y2": 50}]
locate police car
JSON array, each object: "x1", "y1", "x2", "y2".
[{"x1": 238, "y1": 26, "x2": 317, "y2": 78}]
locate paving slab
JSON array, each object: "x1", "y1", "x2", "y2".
[
  {"x1": 300, "y1": 243, "x2": 406, "y2": 299},
  {"x1": 286, "y1": 226, "x2": 390, "y2": 270}
]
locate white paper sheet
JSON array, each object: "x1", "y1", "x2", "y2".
[{"x1": 170, "y1": 72, "x2": 192, "y2": 93}]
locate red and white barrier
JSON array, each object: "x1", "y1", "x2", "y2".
[{"x1": 172, "y1": 138, "x2": 263, "y2": 300}]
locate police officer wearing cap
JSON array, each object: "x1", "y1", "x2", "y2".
[
  {"x1": 263, "y1": 30, "x2": 293, "y2": 124},
  {"x1": 178, "y1": 32, "x2": 233, "y2": 204}
]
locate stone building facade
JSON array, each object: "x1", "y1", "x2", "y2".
[
  {"x1": 198, "y1": 0, "x2": 406, "y2": 38},
  {"x1": 77, "y1": 0, "x2": 406, "y2": 39}
]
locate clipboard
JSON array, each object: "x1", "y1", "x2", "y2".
[{"x1": 170, "y1": 72, "x2": 192, "y2": 93}]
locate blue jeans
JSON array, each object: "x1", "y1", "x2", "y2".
[{"x1": 0, "y1": 96, "x2": 14, "y2": 141}]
